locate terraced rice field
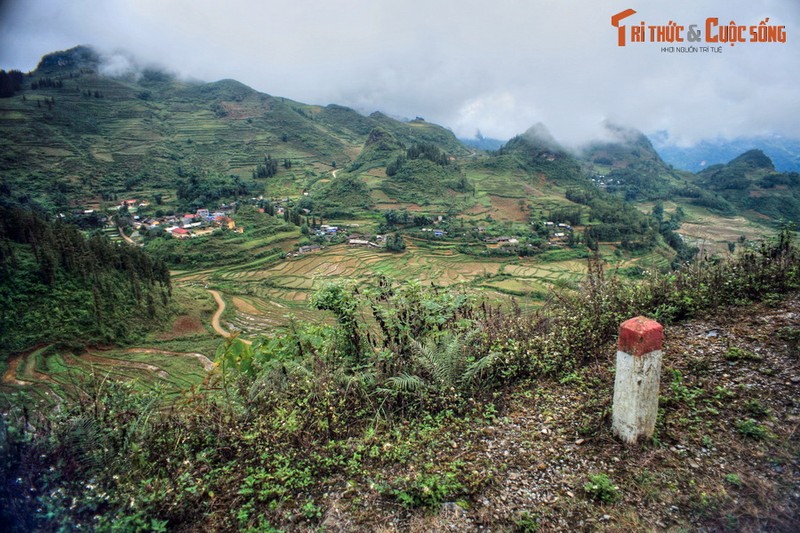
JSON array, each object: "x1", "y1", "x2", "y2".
[
  {"x1": 0, "y1": 346, "x2": 214, "y2": 407},
  {"x1": 189, "y1": 239, "x2": 589, "y2": 341}
]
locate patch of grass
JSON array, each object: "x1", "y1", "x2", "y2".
[
  {"x1": 776, "y1": 326, "x2": 800, "y2": 350},
  {"x1": 724, "y1": 473, "x2": 742, "y2": 487},
  {"x1": 724, "y1": 346, "x2": 762, "y2": 362},
  {"x1": 513, "y1": 510, "x2": 540, "y2": 532},
  {"x1": 384, "y1": 471, "x2": 464, "y2": 510},
  {"x1": 736, "y1": 419, "x2": 770, "y2": 440},
  {"x1": 584, "y1": 473, "x2": 620, "y2": 503},
  {"x1": 744, "y1": 399, "x2": 770, "y2": 418}
]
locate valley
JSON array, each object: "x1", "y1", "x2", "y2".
[
  {"x1": 0, "y1": 46, "x2": 788, "y2": 402},
  {"x1": 1, "y1": 45, "x2": 799, "y2": 532}
]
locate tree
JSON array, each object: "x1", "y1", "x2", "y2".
[
  {"x1": 383, "y1": 210, "x2": 398, "y2": 227},
  {"x1": 253, "y1": 155, "x2": 278, "y2": 179},
  {"x1": 651, "y1": 201, "x2": 664, "y2": 222},
  {"x1": 0, "y1": 70, "x2": 23, "y2": 98},
  {"x1": 385, "y1": 232, "x2": 405, "y2": 252}
]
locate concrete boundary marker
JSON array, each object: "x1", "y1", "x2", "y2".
[{"x1": 612, "y1": 316, "x2": 664, "y2": 445}]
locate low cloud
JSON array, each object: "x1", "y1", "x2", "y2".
[
  {"x1": 1, "y1": 0, "x2": 797, "y2": 145},
  {"x1": 97, "y1": 51, "x2": 140, "y2": 79}
]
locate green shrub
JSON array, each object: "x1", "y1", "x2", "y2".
[
  {"x1": 724, "y1": 473, "x2": 742, "y2": 487},
  {"x1": 736, "y1": 419, "x2": 769, "y2": 440},
  {"x1": 514, "y1": 510, "x2": 540, "y2": 532},
  {"x1": 583, "y1": 473, "x2": 620, "y2": 503},
  {"x1": 385, "y1": 472, "x2": 463, "y2": 509},
  {"x1": 725, "y1": 346, "x2": 762, "y2": 362}
]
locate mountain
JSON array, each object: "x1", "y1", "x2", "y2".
[
  {"x1": 576, "y1": 123, "x2": 685, "y2": 201},
  {"x1": 0, "y1": 46, "x2": 469, "y2": 212},
  {"x1": 694, "y1": 149, "x2": 800, "y2": 221},
  {"x1": 572, "y1": 125, "x2": 800, "y2": 223},
  {"x1": 651, "y1": 133, "x2": 800, "y2": 173},
  {"x1": 7, "y1": 45, "x2": 798, "y2": 272},
  {"x1": 580, "y1": 123, "x2": 668, "y2": 170}
]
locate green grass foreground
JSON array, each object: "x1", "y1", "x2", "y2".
[{"x1": 1, "y1": 230, "x2": 799, "y2": 531}]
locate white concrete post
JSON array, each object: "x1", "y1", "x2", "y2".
[{"x1": 612, "y1": 316, "x2": 664, "y2": 445}]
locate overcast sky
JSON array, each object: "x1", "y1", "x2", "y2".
[{"x1": 0, "y1": 0, "x2": 798, "y2": 146}]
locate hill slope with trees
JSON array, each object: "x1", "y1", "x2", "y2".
[{"x1": 0, "y1": 204, "x2": 172, "y2": 355}]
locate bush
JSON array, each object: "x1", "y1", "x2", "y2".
[
  {"x1": 385, "y1": 472, "x2": 463, "y2": 509},
  {"x1": 583, "y1": 473, "x2": 620, "y2": 503},
  {"x1": 736, "y1": 419, "x2": 770, "y2": 440}
]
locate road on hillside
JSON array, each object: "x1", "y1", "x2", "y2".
[
  {"x1": 118, "y1": 226, "x2": 136, "y2": 245},
  {"x1": 208, "y1": 289, "x2": 252, "y2": 345}
]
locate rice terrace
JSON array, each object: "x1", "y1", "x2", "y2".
[{"x1": 1, "y1": 42, "x2": 799, "y2": 532}]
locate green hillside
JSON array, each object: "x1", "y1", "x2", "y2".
[
  {"x1": 4, "y1": 45, "x2": 797, "y2": 345},
  {"x1": 0, "y1": 204, "x2": 172, "y2": 355},
  {"x1": 2, "y1": 44, "x2": 800, "y2": 533},
  {"x1": 578, "y1": 123, "x2": 685, "y2": 201},
  {"x1": 693, "y1": 149, "x2": 800, "y2": 220}
]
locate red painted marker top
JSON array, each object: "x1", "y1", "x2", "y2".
[{"x1": 618, "y1": 316, "x2": 664, "y2": 356}]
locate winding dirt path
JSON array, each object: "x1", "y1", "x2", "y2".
[
  {"x1": 209, "y1": 289, "x2": 252, "y2": 345},
  {"x1": 118, "y1": 225, "x2": 136, "y2": 245},
  {"x1": 121, "y1": 348, "x2": 215, "y2": 372},
  {"x1": 2, "y1": 354, "x2": 30, "y2": 385}
]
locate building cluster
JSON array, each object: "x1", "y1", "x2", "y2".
[{"x1": 119, "y1": 200, "x2": 239, "y2": 239}]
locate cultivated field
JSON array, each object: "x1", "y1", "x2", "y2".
[
  {"x1": 0, "y1": 345, "x2": 214, "y2": 409},
  {"x1": 170, "y1": 237, "x2": 595, "y2": 342}
]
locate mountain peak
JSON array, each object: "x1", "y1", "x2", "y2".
[
  {"x1": 578, "y1": 123, "x2": 665, "y2": 169},
  {"x1": 520, "y1": 122, "x2": 561, "y2": 151},
  {"x1": 729, "y1": 149, "x2": 774, "y2": 170},
  {"x1": 501, "y1": 123, "x2": 566, "y2": 159},
  {"x1": 36, "y1": 45, "x2": 100, "y2": 73}
]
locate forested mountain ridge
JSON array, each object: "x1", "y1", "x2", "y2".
[
  {"x1": 575, "y1": 125, "x2": 800, "y2": 223},
  {"x1": 0, "y1": 203, "x2": 172, "y2": 354},
  {"x1": 692, "y1": 149, "x2": 800, "y2": 220},
  {"x1": 3, "y1": 45, "x2": 798, "y2": 229}
]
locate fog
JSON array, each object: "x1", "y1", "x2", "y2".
[{"x1": 1, "y1": 0, "x2": 797, "y2": 146}]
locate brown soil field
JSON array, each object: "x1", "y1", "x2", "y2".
[
  {"x1": 489, "y1": 195, "x2": 529, "y2": 222},
  {"x1": 232, "y1": 296, "x2": 261, "y2": 315},
  {"x1": 159, "y1": 315, "x2": 206, "y2": 340}
]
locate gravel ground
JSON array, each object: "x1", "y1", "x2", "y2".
[{"x1": 319, "y1": 298, "x2": 800, "y2": 532}]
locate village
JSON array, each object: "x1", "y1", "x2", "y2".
[{"x1": 69, "y1": 193, "x2": 579, "y2": 258}]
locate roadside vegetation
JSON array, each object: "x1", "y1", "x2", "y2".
[{"x1": 2, "y1": 228, "x2": 798, "y2": 531}]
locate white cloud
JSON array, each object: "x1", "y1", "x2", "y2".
[{"x1": 1, "y1": 0, "x2": 798, "y2": 145}]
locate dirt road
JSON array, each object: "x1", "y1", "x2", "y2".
[{"x1": 208, "y1": 289, "x2": 252, "y2": 345}]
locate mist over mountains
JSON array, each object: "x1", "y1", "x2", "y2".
[
  {"x1": 3, "y1": 45, "x2": 800, "y2": 228},
  {"x1": 460, "y1": 129, "x2": 800, "y2": 174}
]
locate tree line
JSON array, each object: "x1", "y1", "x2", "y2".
[
  {"x1": 386, "y1": 142, "x2": 450, "y2": 176},
  {"x1": 0, "y1": 69, "x2": 24, "y2": 98},
  {"x1": 0, "y1": 206, "x2": 172, "y2": 353}
]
